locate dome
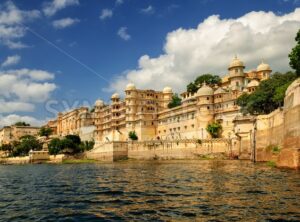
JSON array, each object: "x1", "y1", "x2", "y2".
[
  {"x1": 247, "y1": 79, "x2": 259, "y2": 88},
  {"x1": 257, "y1": 61, "x2": 271, "y2": 72},
  {"x1": 163, "y1": 86, "x2": 172, "y2": 93},
  {"x1": 111, "y1": 93, "x2": 120, "y2": 99},
  {"x1": 197, "y1": 82, "x2": 214, "y2": 96},
  {"x1": 228, "y1": 56, "x2": 245, "y2": 70},
  {"x1": 125, "y1": 83, "x2": 136, "y2": 91},
  {"x1": 214, "y1": 87, "x2": 226, "y2": 95},
  {"x1": 95, "y1": 99, "x2": 104, "y2": 106}
]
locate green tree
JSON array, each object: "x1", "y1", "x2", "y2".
[
  {"x1": 168, "y1": 93, "x2": 182, "y2": 108},
  {"x1": 187, "y1": 74, "x2": 221, "y2": 93},
  {"x1": 65, "y1": 135, "x2": 81, "y2": 145},
  {"x1": 39, "y1": 127, "x2": 53, "y2": 138},
  {"x1": 48, "y1": 138, "x2": 63, "y2": 155},
  {"x1": 12, "y1": 135, "x2": 42, "y2": 156},
  {"x1": 236, "y1": 93, "x2": 250, "y2": 114},
  {"x1": 237, "y1": 71, "x2": 297, "y2": 115},
  {"x1": 206, "y1": 122, "x2": 222, "y2": 138},
  {"x1": 0, "y1": 143, "x2": 13, "y2": 155},
  {"x1": 79, "y1": 140, "x2": 95, "y2": 152},
  {"x1": 14, "y1": 122, "x2": 30, "y2": 126},
  {"x1": 129, "y1": 131, "x2": 138, "y2": 140},
  {"x1": 289, "y1": 29, "x2": 300, "y2": 76}
]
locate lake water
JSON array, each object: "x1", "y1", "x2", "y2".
[{"x1": 0, "y1": 160, "x2": 299, "y2": 221}]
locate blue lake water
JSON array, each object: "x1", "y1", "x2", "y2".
[{"x1": 0, "y1": 160, "x2": 299, "y2": 221}]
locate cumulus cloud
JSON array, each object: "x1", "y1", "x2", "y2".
[
  {"x1": 100, "y1": 9, "x2": 113, "y2": 20},
  {"x1": 0, "y1": 114, "x2": 46, "y2": 127},
  {"x1": 43, "y1": 0, "x2": 79, "y2": 16},
  {"x1": 0, "y1": 1, "x2": 40, "y2": 49},
  {"x1": 0, "y1": 100, "x2": 34, "y2": 113},
  {"x1": 140, "y1": 5, "x2": 155, "y2": 15},
  {"x1": 108, "y1": 8, "x2": 300, "y2": 94},
  {"x1": 52, "y1": 17, "x2": 80, "y2": 29},
  {"x1": 117, "y1": 27, "x2": 131, "y2": 41},
  {"x1": 1, "y1": 55, "x2": 21, "y2": 67},
  {"x1": 0, "y1": 68, "x2": 57, "y2": 113}
]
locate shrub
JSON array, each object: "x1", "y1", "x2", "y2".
[
  {"x1": 129, "y1": 131, "x2": 138, "y2": 140},
  {"x1": 206, "y1": 122, "x2": 222, "y2": 138}
]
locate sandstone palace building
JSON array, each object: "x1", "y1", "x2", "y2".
[{"x1": 48, "y1": 56, "x2": 272, "y2": 143}]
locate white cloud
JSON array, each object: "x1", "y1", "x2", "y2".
[
  {"x1": 1, "y1": 68, "x2": 55, "y2": 81},
  {"x1": 140, "y1": 5, "x2": 155, "y2": 14},
  {"x1": 0, "y1": 1, "x2": 40, "y2": 25},
  {"x1": 52, "y1": 17, "x2": 80, "y2": 29},
  {"x1": 0, "y1": 68, "x2": 57, "y2": 113},
  {"x1": 1, "y1": 55, "x2": 21, "y2": 67},
  {"x1": 0, "y1": 1, "x2": 40, "y2": 49},
  {"x1": 117, "y1": 27, "x2": 131, "y2": 41},
  {"x1": 43, "y1": 0, "x2": 79, "y2": 16},
  {"x1": 115, "y1": 0, "x2": 123, "y2": 6},
  {"x1": 0, "y1": 100, "x2": 34, "y2": 113},
  {"x1": 108, "y1": 8, "x2": 300, "y2": 94},
  {"x1": 100, "y1": 9, "x2": 113, "y2": 20},
  {"x1": 0, "y1": 114, "x2": 46, "y2": 127}
]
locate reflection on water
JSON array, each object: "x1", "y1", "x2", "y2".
[{"x1": 0, "y1": 160, "x2": 299, "y2": 221}]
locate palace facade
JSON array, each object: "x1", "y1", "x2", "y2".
[
  {"x1": 49, "y1": 56, "x2": 272, "y2": 142},
  {"x1": 0, "y1": 125, "x2": 40, "y2": 146}
]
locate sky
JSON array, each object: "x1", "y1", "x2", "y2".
[{"x1": 0, "y1": 0, "x2": 299, "y2": 127}]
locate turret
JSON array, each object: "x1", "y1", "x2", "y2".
[
  {"x1": 228, "y1": 56, "x2": 245, "y2": 89},
  {"x1": 162, "y1": 86, "x2": 173, "y2": 108},
  {"x1": 256, "y1": 61, "x2": 272, "y2": 80}
]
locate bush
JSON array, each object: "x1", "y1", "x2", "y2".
[
  {"x1": 206, "y1": 122, "x2": 222, "y2": 138},
  {"x1": 129, "y1": 131, "x2": 138, "y2": 140}
]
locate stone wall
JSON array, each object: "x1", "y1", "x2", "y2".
[
  {"x1": 254, "y1": 78, "x2": 300, "y2": 168},
  {"x1": 256, "y1": 109, "x2": 285, "y2": 162},
  {"x1": 86, "y1": 141, "x2": 128, "y2": 161},
  {"x1": 86, "y1": 139, "x2": 233, "y2": 161}
]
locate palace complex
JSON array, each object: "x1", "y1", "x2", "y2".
[{"x1": 46, "y1": 56, "x2": 272, "y2": 143}]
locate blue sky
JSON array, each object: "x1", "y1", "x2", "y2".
[{"x1": 0, "y1": 0, "x2": 299, "y2": 126}]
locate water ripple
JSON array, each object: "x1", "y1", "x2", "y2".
[{"x1": 0, "y1": 160, "x2": 300, "y2": 221}]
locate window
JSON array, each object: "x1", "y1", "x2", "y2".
[
  {"x1": 236, "y1": 81, "x2": 239, "y2": 86},
  {"x1": 207, "y1": 97, "x2": 209, "y2": 100},
  {"x1": 235, "y1": 69, "x2": 238, "y2": 73}
]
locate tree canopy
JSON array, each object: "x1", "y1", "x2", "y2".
[
  {"x1": 237, "y1": 71, "x2": 297, "y2": 115},
  {"x1": 11, "y1": 135, "x2": 42, "y2": 156},
  {"x1": 168, "y1": 93, "x2": 182, "y2": 109},
  {"x1": 14, "y1": 122, "x2": 30, "y2": 126},
  {"x1": 48, "y1": 135, "x2": 94, "y2": 155},
  {"x1": 289, "y1": 29, "x2": 300, "y2": 76},
  {"x1": 39, "y1": 127, "x2": 53, "y2": 138},
  {"x1": 187, "y1": 74, "x2": 221, "y2": 93}
]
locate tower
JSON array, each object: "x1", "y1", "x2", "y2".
[
  {"x1": 162, "y1": 86, "x2": 173, "y2": 109},
  {"x1": 196, "y1": 82, "x2": 214, "y2": 139},
  {"x1": 228, "y1": 56, "x2": 245, "y2": 89}
]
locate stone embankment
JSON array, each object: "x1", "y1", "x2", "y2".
[
  {"x1": 255, "y1": 78, "x2": 300, "y2": 169},
  {"x1": 86, "y1": 138, "x2": 236, "y2": 162}
]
